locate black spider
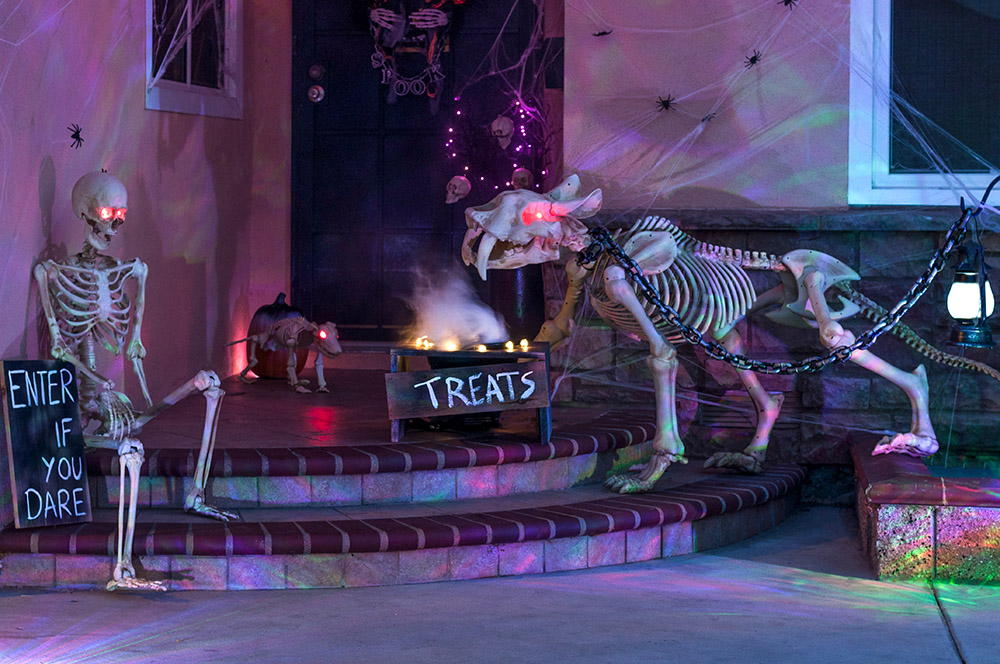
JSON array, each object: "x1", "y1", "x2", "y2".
[
  {"x1": 744, "y1": 50, "x2": 762, "y2": 68},
  {"x1": 701, "y1": 113, "x2": 716, "y2": 123},
  {"x1": 656, "y1": 95, "x2": 676, "y2": 112},
  {"x1": 68, "y1": 124, "x2": 84, "y2": 149},
  {"x1": 593, "y1": 29, "x2": 613, "y2": 37},
  {"x1": 779, "y1": 0, "x2": 797, "y2": 7}
]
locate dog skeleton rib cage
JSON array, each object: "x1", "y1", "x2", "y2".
[
  {"x1": 462, "y1": 175, "x2": 1000, "y2": 494},
  {"x1": 33, "y1": 171, "x2": 236, "y2": 591}
]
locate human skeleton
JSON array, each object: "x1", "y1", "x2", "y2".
[
  {"x1": 462, "y1": 175, "x2": 1000, "y2": 493},
  {"x1": 233, "y1": 316, "x2": 343, "y2": 393},
  {"x1": 34, "y1": 171, "x2": 235, "y2": 591}
]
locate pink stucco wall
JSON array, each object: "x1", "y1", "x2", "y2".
[
  {"x1": 563, "y1": 1, "x2": 851, "y2": 208},
  {"x1": 0, "y1": 1, "x2": 291, "y2": 403}
]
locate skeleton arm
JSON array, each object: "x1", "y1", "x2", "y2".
[
  {"x1": 124, "y1": 260, "x2": 152, "y2": 408},
  {"x1": 33, "y1": 262, "x2": 113, "y2": 389},
  {"x1": 535, "y1": 259, "x2": 590, "y2": 350}
]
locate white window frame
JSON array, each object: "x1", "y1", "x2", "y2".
[
  {"x1": 145, "y1": 0, "x2": 243, "y2": 120},
  {"x1": 848, "y1": 0, "x2": 997, "y2": 205}
]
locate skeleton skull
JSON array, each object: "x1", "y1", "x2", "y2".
[
  {"x1": 462, "y1": 174, "x2": 603, "y2": 280},
  {"x1": 445, "y1": 175, "x2": 472, "y2": 204},
  {"x1": 511, "y1": 168, "x2": 535, "y2": 190},
  {"x1": 71, "y1": 171, "x2": 127, "y2": 252},
  {"x1": 315, "y1": 322, "x2": 344, "y2": 357},
  {"x1": 491, "y1": 115, "x2": 515, "y2": 149}
]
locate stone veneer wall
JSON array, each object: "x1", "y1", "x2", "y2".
[{"x1": 543, "y1": 208, "x2": 1000, "y2": 466}]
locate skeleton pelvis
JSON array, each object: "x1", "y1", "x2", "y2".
[{"x1": 765, "y1": 249, "x2": 861, "y2": 329}]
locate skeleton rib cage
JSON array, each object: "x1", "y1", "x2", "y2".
[
  {"x1": 588, "y1": 218, "x2": 782, "y2": 342},
  {"x1": 40, "y1": 258, "x2": 139, "y2": 355}
]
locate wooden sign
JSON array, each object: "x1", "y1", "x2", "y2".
[
  {"x1": 386, "y1": 360, "x2": 550, "y2": 420},
  {"x1": 1, "y1": 360, "x2": 91, "y2": 528}
]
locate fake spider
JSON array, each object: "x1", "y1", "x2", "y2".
[
  {"x1": 593, "y1": 29, "x2": 613, "y2": 37},
  {"x1": 68, "y1": 124, "x2": 84, "y2": 149},
  {"x1": 779, "y1": 0, "x2": 797, "y2": 7},
  {"x1": 701, "y1": 113, "x2": 717, "y2": 123},
  {"x1": 744, "y1": 50, "x2": 762, "y2": 68},
  {"x1": 656, "y1": 95, "x2": 676, "y2": 112}
]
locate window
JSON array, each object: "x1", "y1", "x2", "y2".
[
  {"x1": 848, "y1": 0, "x2": 1000, "y2": 205},
  {"x1": 145, "y1": 0, "x2": 243, "y2": 119}
]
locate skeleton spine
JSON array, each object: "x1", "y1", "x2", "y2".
[
  {"x1": 838, "y1": 283, "x2": 1000, "y2": 381},
  {"x1": 641, "y1": 218, "x2": 785, "y2": 272}
]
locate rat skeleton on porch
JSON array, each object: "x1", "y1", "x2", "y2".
[
  {"x1": 461, "y1": 175, "x2": 1000, "y2": 494},
  {"x1": 34, "y1": 171, "x2": 236, "y2": 591}
]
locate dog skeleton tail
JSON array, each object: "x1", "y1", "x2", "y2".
[{"x1": 837, "y1": 283, "x2": 1000, "y2": 382}]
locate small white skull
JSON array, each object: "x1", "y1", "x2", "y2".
[
  {"x1": 71, "y1": 171, "x2": 128, "y2": 252},
  {"x1": 511, "y1": 168, "x2": 535, "y2": 190},
  {"x1": 491, "y1": 115, "x2": 514, "y2": 149},
  {"x1": 445, "y1": 175, "x2": 472, "y2": 204}
]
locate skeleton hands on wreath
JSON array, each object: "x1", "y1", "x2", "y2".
[{"x1": 34, "y1": 171, "x2": 237, "y2": 590}]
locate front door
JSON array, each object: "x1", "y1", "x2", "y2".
[{"x1": 291, "y1": 1, "x2": 540, "y2": 342}]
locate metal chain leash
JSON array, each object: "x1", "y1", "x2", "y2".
[{"x1": 576, "y1": 210, "x2": 973, "y2": 374}]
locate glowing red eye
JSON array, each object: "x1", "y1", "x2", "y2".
[
  {"x1": 99, "y1": 207, "x2": 113, "y2": 220},
  {"x1": 115, "y1": 208, "x2": 127, "y2": 220},
  {"x1": 318, "y1": 330, "x2": 328, "y2": 339}
]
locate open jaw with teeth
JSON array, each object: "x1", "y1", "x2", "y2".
[{"x1": 462, "y1": 228, "x2": 563, "y2": 280}]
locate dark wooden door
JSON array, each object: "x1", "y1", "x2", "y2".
[{"x1": 292, "y1": 1, "x2": 540, "y2": 341}]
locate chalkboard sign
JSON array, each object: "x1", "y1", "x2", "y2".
[
  {"x1": 386, "y1": 358, "x2": 551, "y2": 444},
  {"x1": 1, "y1": 360, "x2": 91, "y2": 528}
]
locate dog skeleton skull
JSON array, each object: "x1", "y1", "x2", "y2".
[
  {"x1": 445, "y1": 175, "x2": 472, "y2": 204},
  {"x1": 462, "y1": 175, "x2": 600, "y2": 281}
]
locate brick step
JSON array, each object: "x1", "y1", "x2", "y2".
[
  {"x1": 85, "y1": 409, "x2": 656, "y2": 509},
  {"x1": 0, "y1": 464, "x2": 804, "y2": 590}
]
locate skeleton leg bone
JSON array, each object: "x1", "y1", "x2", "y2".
[
  {"x1": 134, "y1": 370, "x2": 238, "y2": 521},
  {"x1": 104, "y1": 438, "x2": 164, "y2": 591},
  {"x1": 802, "y1": 269, "x2": 938, "y2": 457},
  {"x1": 704, "y1": 328, "x2": 784, "y2": 473},
  {"x1": 237, "y1": 337, "x2": 261, "y2": 384},
  {"x1": 601, "y1": 266, "x2": 688, "y2": 494},
  {"x1": 286, "y1": 344, "x2": 312, "y2": 393}
]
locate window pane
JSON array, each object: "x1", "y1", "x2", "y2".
[
  {"x1": 153, "y1": 0, "x2": 188, "y2": 83},
  {"x1": 890, "y1": 0, "x2": 1000, "y2": 173},
  {"x1": 191, "y1": 0, "x2": 224, "y2": 89}
]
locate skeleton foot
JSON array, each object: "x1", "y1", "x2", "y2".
[
  {"x1": 107, "y1": 575, "x2": 166, "y2": 592},
  {"x1": 704, "y1": 451, "x2": 764, "y2": 474},
  {"x1": 185, "y1": 495, "x2": 239, "y2": 522},
  {"x1": 605, "y1": 451, "x2": 687, "y2": 494},
  {"x1": 294, "y1": 384, "x2": 312, "y2": 394},
  {"x1": 316, "y1": 385, "x2": 329, "y2": 393},
  {"x1": 873, "y1": 433, "x2": 939, "y2": 458},
  {"x1": 237, "y1": 374, "x2": 257, "y2": 385}
]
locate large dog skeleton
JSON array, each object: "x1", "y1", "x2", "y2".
[
  {"x1": 34, "y1": 171, "x2": 235, "y2": 590},
  {"x1": 462, "y1": 175, "x2": 1000, "y2": 493}
]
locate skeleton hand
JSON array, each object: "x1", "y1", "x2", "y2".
[
  {"x1": 370, "y1": 8, "x2": 402, "y2": 30},
  {"x1": 410, "y1": 8, "x2": 448, "y2": 29},
  {"x1": 126, "y1": 339, "x2": 146, "y2": 361}
]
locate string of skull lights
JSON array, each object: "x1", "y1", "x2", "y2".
[
  {"x1": 444, "y1": 98, "x2": 548, "y2": 204},
  {"x1": 368, "y1": 0, "x2": 465, "y2": 102},
  {"x1": 440, "y1": 0, "x2": 556, "y2": 204}
]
